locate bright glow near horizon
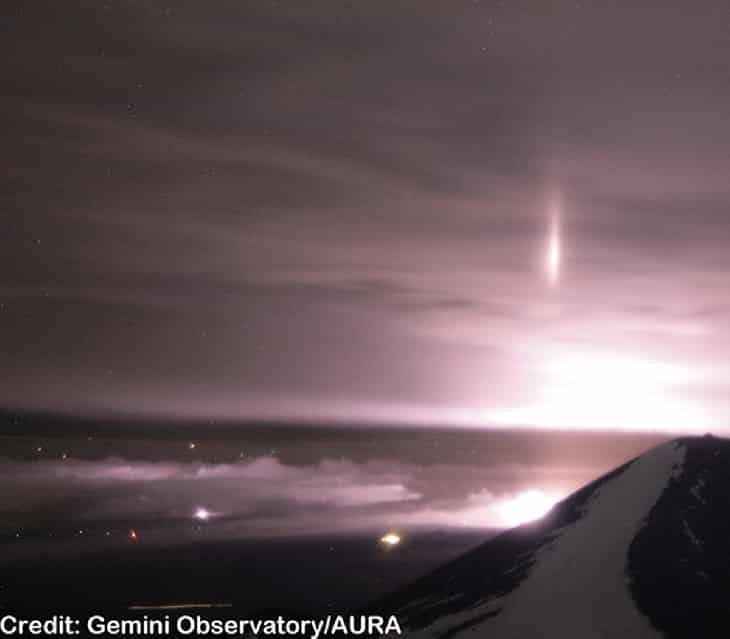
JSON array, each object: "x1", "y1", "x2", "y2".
[
  {"x1": 497, "y1": 490, "x2": 559, "y2": 527},
  {"x1": 490, "y1": 348, "x2": 707, "y2": 432}
]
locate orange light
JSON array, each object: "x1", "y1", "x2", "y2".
[{"x1": 380, "y1": 533, "x2": 401, "y2": 546}]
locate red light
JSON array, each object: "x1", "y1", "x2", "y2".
[{"x1": 129, "y1": 529, "x2": 138, "y2": 542}]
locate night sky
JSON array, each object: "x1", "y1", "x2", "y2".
[
  {"x1": 2, "y1": 0, "x2": 730, "y2": 579},
  {"x1": 4, "y1": 0, "x2": 730, "y2": 429}
]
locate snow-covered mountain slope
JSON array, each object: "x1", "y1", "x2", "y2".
[{"x1": 375, "y1": 436, "x2": 730, "y2": 639}]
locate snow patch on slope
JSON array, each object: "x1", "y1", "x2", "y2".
[
  {"x1": 448, "y1": 440, "x2": 686, "y2": 639},
  {"x1": 683, "y1": 518, "x2": 703, "y2": 551},
  {"x1": 489, "y1": 441, "x2": 685, "y2": 639},
  {"x1": 690, "y1": 476, "x2": 706, "y2": 504}
]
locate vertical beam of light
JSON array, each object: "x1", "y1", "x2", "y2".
[{"x1": 546, "y1": 195, "x2": 561, "y2": 286}]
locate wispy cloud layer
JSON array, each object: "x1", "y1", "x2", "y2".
[
  {"x1": 0, "y1": 453, "x2": 570, "y2": 550},
  {"x1": 3, "y1": 1, "x2": 730, "y2": 430}
]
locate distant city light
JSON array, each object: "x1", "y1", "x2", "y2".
[
  {"x1": 194, "y1": 508, "x2": 211, "y2": 521},
  {"x1": 380, "y1": 533, "x2": 401, "y2": 547}
]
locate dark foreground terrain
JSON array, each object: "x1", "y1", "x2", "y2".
[
  {"x1": 0, "y1": 530, "x2": 487, "y2": 616},
  {"x1": 375, "y1": 436, "x2": 730, "y2": 639}
]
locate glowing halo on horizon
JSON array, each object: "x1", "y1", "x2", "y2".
[{"x1": 496, "y1": 490, "x2": 559, "y2": 528}]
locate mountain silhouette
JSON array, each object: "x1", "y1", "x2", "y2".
[{"x1": 374, "y1": 435, "x2": 729, "y2": 638}]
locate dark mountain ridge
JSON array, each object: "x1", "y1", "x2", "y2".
[{"x1": 373, "y1": 435, "x2": 730, "y2": 638}]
